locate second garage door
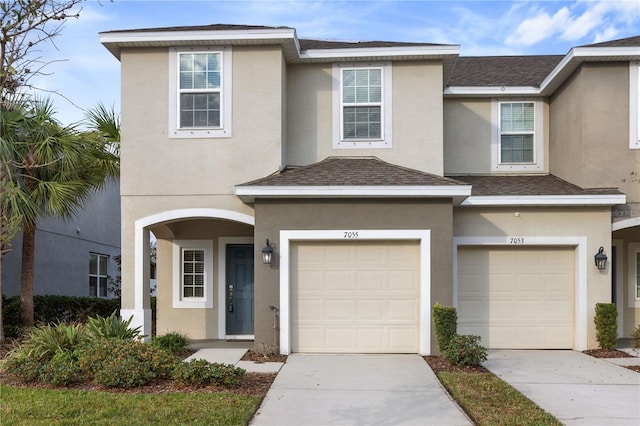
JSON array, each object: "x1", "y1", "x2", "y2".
[
  {"x1": 291, "y1": 241, "x2": 419, "y2": 353},
  {"x1": 457, "y1": 246, "x2": 575, "y2": 349}
]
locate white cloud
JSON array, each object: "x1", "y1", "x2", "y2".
[
  {"x1": 593, "y1": 26, "x2": 620, "y2": 43},
  {"x1": 506, "y1": 6, "x2": 570, "y2": 46}
]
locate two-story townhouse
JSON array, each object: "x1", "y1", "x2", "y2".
[{"x1": 100, "y1": 24, "x2": 638, "y2": 354}]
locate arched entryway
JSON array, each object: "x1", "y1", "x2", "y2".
[{"x1": 122, "y1": 208, "x2": 255, "y2": 341}]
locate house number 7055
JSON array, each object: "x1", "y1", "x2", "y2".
[{"x1": 344, "y1": 231, "x2": 359, "y2": 239}]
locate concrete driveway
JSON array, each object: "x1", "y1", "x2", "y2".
[
  {"x1": 484, "y1": 350, "x2": 640, "y2": 426},
  {"x1": 250, "y1": 354, "x2": 471, "y2": 426}
]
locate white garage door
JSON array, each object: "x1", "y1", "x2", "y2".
[
  {"x1": 291, "y1": 241, "x2": 419, "y2": 353},
  {"x1": 457, "y1": 247, "x2": 575, "y2": 349}
]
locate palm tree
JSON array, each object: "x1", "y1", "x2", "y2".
[{"x1": 1, "y1": 99, "x2": 119, "y2": 327}]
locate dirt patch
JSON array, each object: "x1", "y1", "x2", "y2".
[
  {"x1": 625, "y1": 366, "x2": 640, "y2": 373},
  {"x1": 582, "y1": 349, "x2": 635, "y2": 358},
  {"x1": 424, "y1": 355, "x2": 488, "y2": 373},
  {"x1": 241, "y1": 350, "x2": 288, "y2": 363}
]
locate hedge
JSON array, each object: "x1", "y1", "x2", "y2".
[{"x1": 2, "y1": 295, "x2": 120, "y2": 337}]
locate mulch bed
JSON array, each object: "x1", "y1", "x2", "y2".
[
  {"x1": 0, "y1": 371, "x2": 277, "y2": 396},
  {"x1": 626, "y1": 366, "x2": 640, "y2": 373},
  {"x1": 424, "y1": 355, "x2": 488, "y2": 373},
  {"x1": 241, "y1": 350, "x2": 288, "y2": 363},
  {"x1": 582, "y1": 349, "x2": 634, "y2": 358}
]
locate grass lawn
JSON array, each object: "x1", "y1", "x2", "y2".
[
  {"x1": 0, "y1": 384, "x2": 262, "y2": 426},
  {"x1": 437, "y1": 371, "x2": 561, "y2": 426}
]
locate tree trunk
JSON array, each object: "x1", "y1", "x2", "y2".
[{"x1": 20, "y1": 222, "x2": 36, "y2": 328}]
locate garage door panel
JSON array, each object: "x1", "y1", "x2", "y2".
[
  {"x1": 356, "y1": 271, "x2": 386, "y2": 291},
  {"x1": 292, "y1": 241, "x2": 419, "y2": 353},
  {"x1": 388, "y1": 299, "x2": 418, "y2": 321},
  {"x1": 458, "y1": 247, "x2": 574, "y2": 349},
  {"x1": 389, "y1": 271, "x2": 418, "y2": 291},
  {"x1": 356, "y1": 300, "x2": 384, "y2": 321},
  {"x1": 325, "y1": 300, "x2": 354, "y2": 321}
]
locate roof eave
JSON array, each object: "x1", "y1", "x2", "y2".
[
  {"x1": 460, "y1": 194, "x2": 626, "y2": 207},
  {"x1": 99, "y1": 28, "x2": 299, "y2": 60},
  {"x1": 444, "y1": 86, "x2": 541, "y2": 97},
  {"x1": 235, "y1": 185, "x2": 472, "y2": 204}
]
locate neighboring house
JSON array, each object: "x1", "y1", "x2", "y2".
[
  {"x1": 2, "y1": 179, "x2": 121, "y2": 298},
  {"x1": 99, "y1": 24, "x2": 639, "y2": 354}
]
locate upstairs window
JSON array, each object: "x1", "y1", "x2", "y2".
[
  {"x1": 333, "y1": 63, "x2": 392, "y2": 149},
  {"x1": 500, "y1": 102, "x2": 534, "y2": 163},
  {"x1": 491, "y1": 99, "x2": 544, "y2": 172},
  {"x1": 342, "y1": 68, "x2": 382, "y2": 139},
  {"x1": 169, "y1": 47, "x2": 232, "y2": 139},
  {"x1": 179, "y1": 53, "x2": 221, "y2": 129}
]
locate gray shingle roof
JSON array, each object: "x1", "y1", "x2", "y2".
[
  {"x1": 579, "y1": 35, "x2": 640, "y2": 48},
  {"x1": 100, "y1": 24, "x2": 293, "y2": 34},
  {"x1": 447, "y1": 55, "x2": 564, "y2": 87},
  {"x1": 455, "y1": 175, "x2": 622, "y2": 196},
  {"x1": 299, "y1": 39, "x2": 449, "y2": 50},
  {"x1": 239, "y1": 157, "x2": 467, "y2": 187}
]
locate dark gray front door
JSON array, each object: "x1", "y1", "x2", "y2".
[{"x1": 226, "y1": 244, "x2": 254, "y2": 335}]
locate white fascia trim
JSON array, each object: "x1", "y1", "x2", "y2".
[
  {"x1": 444, "y1": 86, "x2": 540, "y2": 96},
  {"x1": 236, "y1": 185, "x2": 473, "y2": 198},
  {"x1": 100, "y1": 28, "x2": 297, "y2": 45},
  {"x1": 461, "y1": 194, "x2": 626, "y2": 206},
  {"x1": 279, "y1": 229, "x2": 431, "y2": 355},
  {"x1": 300, "y1": 45, "x2": 459, "y2": 60},
  {"x1": 540, "y1": 47, "x2": 640, "y2": 93},
  {"x1": 612, "y1": 216, "x2": 640, "y2": 231},
  {"x1": 453, "y1": 236, "x2": 588, "y2": 350}
]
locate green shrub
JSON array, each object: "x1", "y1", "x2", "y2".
[
  {"x1": 2, "y1": 323, "x2": 87, "y2": 385},
  {"x1": 631, "y1": 324, "x2": 640, "y2": 351},
  {"x1": 432, "y1": 302, "x2": 457, "y2": 352},
  {"x1": 40, "y1": 351, "x2": 83, "y2": 386},
  {"x1": 172, "y1": 359, "x2": 246, "y2": 388},
  {"x1": 79, "y1": 339, "x2": 178, "y2": 388},
  {"x1": 152, "y1": 332, "x2": 190, "y2": 354},
  {"x1": 594, "y1": 303, "x2": 618, "y2": 350},
  {"x1": 443, "y1": 334, "x2": 488, "y2": 367},
  {"x1": 2, "y1": 295, "x2": 120, "y2": 337},
  {"x1": 86, "y1": 311, "x2": 142, "y2": 341}
]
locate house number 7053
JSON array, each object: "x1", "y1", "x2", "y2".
[{"x1": 344, "y1": 231, "x2": 359, "y2": 239}]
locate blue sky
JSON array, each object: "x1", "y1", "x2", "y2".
[{"x1": 25, "y1": 0, "x2": 640, "y2": 125}]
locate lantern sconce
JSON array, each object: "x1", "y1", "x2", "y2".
[
  {"x1": 594, "y1": 246, "x2": 607, "y2": 271},
  {"x1": 262, "y1": 239, "x2": 274, "y2": 265}
]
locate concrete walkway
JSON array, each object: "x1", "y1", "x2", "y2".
[
  {"x1": 250, "y1": 354, "x2": 471, "y2": 426},
  {"x1": 185, "y1": 348, "x2": 284, "y2": 373},
  {"x1": 484, "y1": 350, "x2": 640, "y2": 426}
]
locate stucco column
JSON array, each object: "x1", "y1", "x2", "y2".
[{"x1": 121, "y1": 224, "x2": 152, "y2": 341}]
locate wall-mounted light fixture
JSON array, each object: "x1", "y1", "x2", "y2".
[
  {"x1": 594, "y1": 246, "x2": 607, "y2": 271},
  {"x1": 262, "y1": 239, "x2": 274, "y2": 265}
]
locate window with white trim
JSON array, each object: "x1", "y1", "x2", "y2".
[
  {"x1": 630, "y1": 61, "x2": 640, "y2": 149},
  {"x1": 629, "y1": 243, "x2": 640, "y2": 308},
  {"x1": 89, "y1": 253, "x2": 108, "y2": 298},
  {"x1": 491, "y1": 99, "x2": 544, "y2": 172},
  {"x1": 173, "y1": 240, "x2": 214, "y2": 308},
  {"x1": 169, "y1": 47, "x2": 232, "y2": 139},
  {"x1": 332, "y1": 63, "x2": 392, "y2": 149},
  {"x1": 500, "y1": 102, "x2": 534, "y2": 163}
]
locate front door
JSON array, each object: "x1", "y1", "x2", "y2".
[{"x1": 226, "y1": 244, "x2": 254, "y2": 336}]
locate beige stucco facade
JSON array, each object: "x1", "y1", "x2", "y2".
[
  {"x1": 287, "y1": 61, "x2": 445, "y2": 174},
  {"x1": 104, "y1": 27, "x2": 638, "y2": 353}
]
